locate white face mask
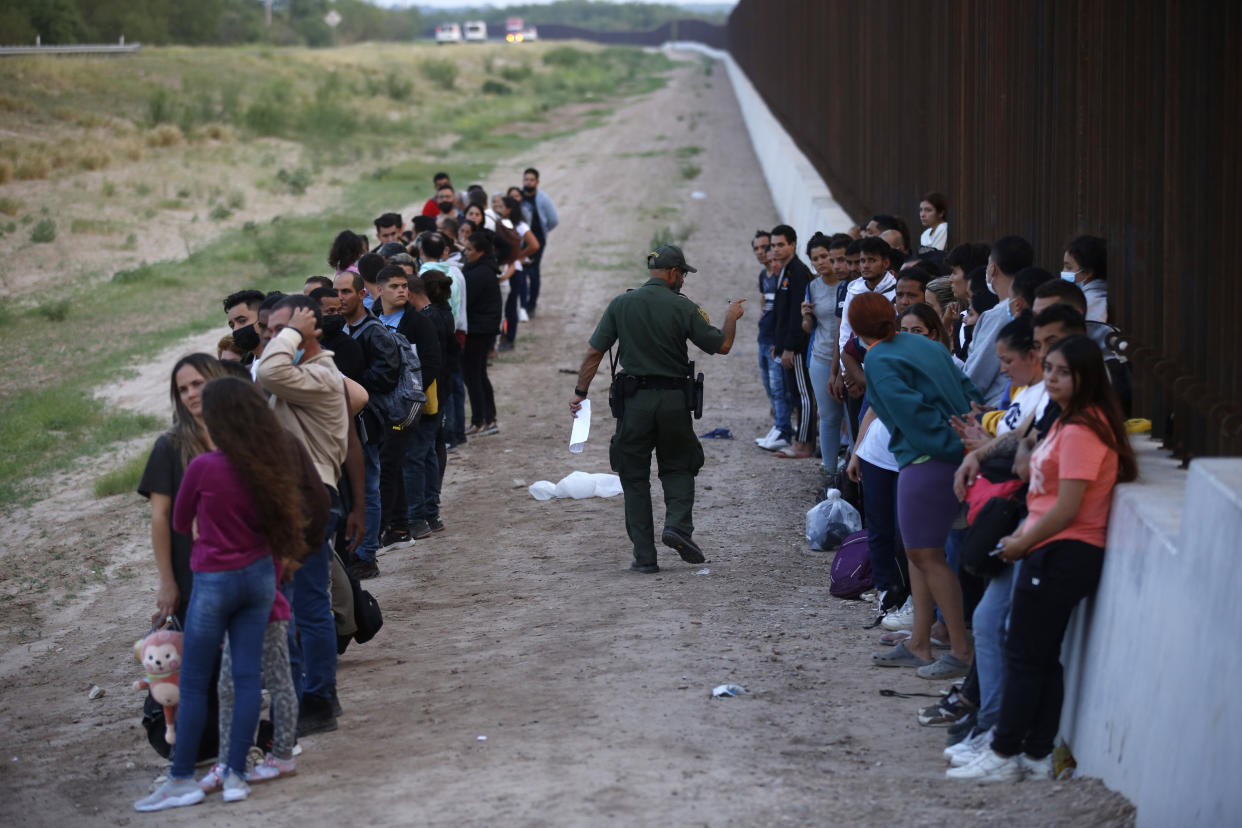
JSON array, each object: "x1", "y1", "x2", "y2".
[
  {"x1": 1060, "y1": 270, "x2": 1078, "y2": 283},
  {"x1": 985, "y1": 275, "x2": 998, "y2": 296}
]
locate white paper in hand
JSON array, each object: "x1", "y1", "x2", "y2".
[{"x1": 569, "y1": 399, "x2": 591, "y2": 453}]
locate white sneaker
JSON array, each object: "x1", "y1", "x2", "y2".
[
  {"x1": 755, "y1": 426, "x2": 780, "y2": 446},
  {"x1": 881, "y1": 596, "x2": 915, "y2": 631},
  {"x1": 758, "y1": 435, "x2": 790, "y2": 451},
  {"x1": 221, "y1": 768, "x2": 250, "y2": 803},
  {"x1": 134, "y1": 777, "x2": 205, "y2": 812},
  {"x1": 946, "y1": 747, "x2": 1023, "y2": 782},
  {"x1": 944, "y1": 726, "x2": 993, "y2": 764},
  {"x1": 1019, "y1": 753, "x2": 1054, "y2": 780},
  {"x1": 517, "y1": 307, "x2": 529, "y2": 322}
]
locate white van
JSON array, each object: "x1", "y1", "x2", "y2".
[
  {"x1": 463, "y1": 21, "x2": 487, "y2": 42},
  {"x1": 434, "y1": 23, "x2": 462, "y2": 44}
]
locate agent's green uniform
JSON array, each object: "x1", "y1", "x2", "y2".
[{"x1": 589, "y1": 277, "x2": 726, "y2": 566}]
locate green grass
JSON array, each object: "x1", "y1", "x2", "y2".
[
  {"x1": 679, "y1": 163, "x2": 701, "y2": 180},
  {"x1": 69, "y1": 218, "x2": 124, "y2": 235},
  {"x1": 93, "y1": 452, "x2": 151, "y2": 498},
  {"x1": 675, "y1": 145, "x2": 703, "y2": 158}
]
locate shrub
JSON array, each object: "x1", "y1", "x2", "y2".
[
  {"x1": 544, "y1": 47, "x2": 587, "y2": 68},
  {"x1": 30, "y1": 219, "x2": 56, "y2": 244},
  {"x1": 385, "y1": 71, "x2": 413, "y2": 101},
  {"x1": 227, "y1": 190, "x2": 245, "y2": 210},
  {"x1": 421, "y1": 59, "x2": 457, "y2": 90},
  {"x1": 679, "y1": 163, "x2": 701, "y2": 180},
  {"x1": 481, "y1": 80, "x2": 512, "y2": 96},
  {"x1": 499, "y1": 64, "x2": 533, "y2": 83},
  {"x1": 244, "y1": 89, "x2": 288, "y2": 137},
  {"x1": 77, "y1": 145, "x2": 111, "y2": 171},
  {"x1": 36, "y1": 298, "x2": 71, "y2": 321},
  {"x1": 101, "y1": 180, "x2": 116, "y2": 198},
  {"x1": 146, "y1": 124, "x2": 184, "y2": 147},
  {"x1": 148, "y1": 87, "x2": 174, "y2": 125},
  {"x1": 276, "y1": 167, "x2": 312, "y2": 195},
  {"x1": 200, "y1": 122, "x2": 237, "y2": 142},
  {"x1": 0, "y1": 196, "x2": 20, "y2": 215},
  {"x1": 0, "y1": 159, "x2": 10, "y2": 184},
  {"x1": 209, "y1": 204, "x2": 232, "y2": 221}
]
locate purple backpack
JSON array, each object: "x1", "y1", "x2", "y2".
[{"x1": 829, "y1": 530, "x2": 874, "y2": 598}]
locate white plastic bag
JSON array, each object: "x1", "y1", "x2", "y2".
[
  {"x1": 805, "y1": 489, "x2": 862, "y2": 551},
  {"x1": 529, "y1": 472, "x2": 623, "y2": 500}
]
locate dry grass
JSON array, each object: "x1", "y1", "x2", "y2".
[
  {"x1": 197, "y1": 122, "x2": 237, "y2": 142},
  {"x1": 16, "y1": 155, "x2": 51, "y2": 181},
  {"x1": 0, "y1": 160, "x2": 11, "y2": 185},
  {"x1": 0, "y1": 93, "x2": 33, "y2": 114},
  {"x1": 76, "y1": 144, "x2": 112, "y2": 171},
  {"x1": 145, "y1": 124, "x2": 184, "y2": 148}
]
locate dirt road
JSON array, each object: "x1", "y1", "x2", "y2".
[{"x1": 0, "y1": 57, "x2": 1134, "y2": 827}]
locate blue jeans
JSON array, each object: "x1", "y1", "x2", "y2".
[
  {"x1": 172, "y1": 555, "x2": 274, "y2": 779},
  {"x1": 292, "y1": 491, "x2": 341, "y2": 701},
  {"x1": 524, "y1": 258, "x2": 541, "y2": 311},
  {"x1": 504, "y1": 270, "x2": 527, "y2": 343},
  {"x1": 972, "y1": 561, "x2": 1020, "y2": 730},
  {"x1": 759, "y1": 345, "x2": 792, "y2": 438},
  {"x1": 859, "y1": 457, "x2": 908, "y2": 594},
  {"x1": 358, "y1": 441, "x2": 381, "y2": 563},
  {"x1": 448, "y1": 370, "x2": 467, "y2": 444},
  {"x1": 808, "y1": 355, "x2": 844, "y2": 473},
  {"x1": 403, "y1": 415, "x2": 441, "y2": 523}
]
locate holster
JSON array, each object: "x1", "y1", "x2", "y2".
[
  {"x1": 683, "y1": 361, "x2": 705, "y2": 419},
  {"x1": 609, "y1": 374, "x2": 639, "y2": 419}
]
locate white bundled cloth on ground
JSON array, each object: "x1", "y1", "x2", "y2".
[
  {"x1": 805, "y1": 489, "x2": 862, "y2": 550},
  {"x1": 529, "y1": 471, "x2": 623, "y2": 500}
]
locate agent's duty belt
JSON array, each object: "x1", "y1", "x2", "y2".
[{"x1": 633, "y1": 375, "x2": 690, "y2": 390}]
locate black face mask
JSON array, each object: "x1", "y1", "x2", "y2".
[
  {"x1": 320, "y1": 313, "x2": 346, "y2": 337},
  {"x1": 522, "y1": 185, "x2": 536, "y2": 196},
  {"x1": 438, "y1": 201, "x2": 453, "y2": 214},
  {"x1": 231, "y1": 323, "x2": 260, "y2": 352}
]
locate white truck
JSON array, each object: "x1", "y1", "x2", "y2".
[
  {"x1": 463, "y1": 21, "x2": 487, "y2": 42},
  {"x1": 434, "y1": 23, "x2": 462, "y2": 44}
]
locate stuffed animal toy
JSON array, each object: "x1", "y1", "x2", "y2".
[{"x1": 133, "y1": 627, "x2": 183, "y2": 745}]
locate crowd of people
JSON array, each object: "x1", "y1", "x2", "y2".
[
  {"x1": 133, "y1": 169, "x2": 557, "y2": 811},
  {"x1": 750, "y1": 194, "x2": 1135, "y2": 783}
]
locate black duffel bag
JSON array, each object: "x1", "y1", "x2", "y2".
[{"x1": 960, "y1": 496, "x2": 1026, "y2": 578}]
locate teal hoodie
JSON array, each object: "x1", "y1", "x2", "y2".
[{"x1": 863, "y1": 332, "x2": 983, "y2": 467}]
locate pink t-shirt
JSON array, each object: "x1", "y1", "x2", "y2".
[
  {"x1": 1022, "y1": 414, "x2": 1118, "y2": 548},
  {"x1": 270, "y1": 559, "x2": 290, "y2": 623}
]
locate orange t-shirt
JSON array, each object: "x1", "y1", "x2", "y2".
[{"x1": 1022, "y1": 414, "x2": 1118, "y2": 548}]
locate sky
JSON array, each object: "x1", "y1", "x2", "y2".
[{"x1": 386, "y1": 1, "x2": 737, "y2": 9}]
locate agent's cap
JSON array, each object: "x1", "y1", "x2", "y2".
[{"x1": 647, "y1": 245, "x2": 697, "y2": 273}]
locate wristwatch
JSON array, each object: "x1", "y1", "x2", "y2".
[{"x1": 574, "y1": 387, "x2": 589, "y2": 397}]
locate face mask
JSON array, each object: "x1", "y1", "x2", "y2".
[
  {"x1": 523, "y1": 185, "x2": 536, "y2": 196},
  {"x1": 232, "y1": 323, "x2": 260, "y2": 352},
  {"x1": 1060, "y1": 270, "x2": 1077, "y2": 283},
  {"x1": 985, "y1": 275, "x2": 997, "y2": 296},
  {"x1": 320, "y1": 313, "x2": 346, "y2": 336},
  {"x1": 438, "y1": 201, "x2": 453, "y2": 214},
  {"x1": 293, "y1": 348, "x2": 305, "y2": 365}
]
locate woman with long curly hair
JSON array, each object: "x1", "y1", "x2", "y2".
[{"x1": 136, "y1": 377, "x2": 311, "y2": 811}]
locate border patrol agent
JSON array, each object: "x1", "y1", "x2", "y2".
[{"x1": 569, "y1": 245, "x2": 745, "y2": 573}]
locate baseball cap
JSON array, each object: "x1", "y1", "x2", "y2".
[{"x1": 647, "y1": 244, "x2": 697, "y2": 273}]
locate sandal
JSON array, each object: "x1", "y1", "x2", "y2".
[
  {"x1": 465, "y1": 424, "x2": 484, "y2": 436},
  {"x1": 871, "y1": 642, "x2": 934, "y2": 668}
]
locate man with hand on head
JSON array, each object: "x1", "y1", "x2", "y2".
[
  {"x1": 569, "y1": 245, "x2": 745, "y2": 575},
  {"x1": 256, "y1": 295, "x2": 365, "y2": 737}
]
